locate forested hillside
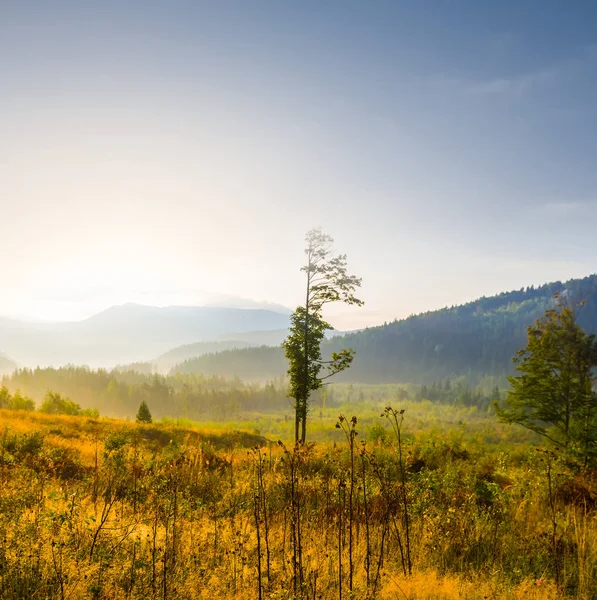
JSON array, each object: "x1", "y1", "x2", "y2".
[
  {"x1": 176, "y1": 346, "x2": 287, "y2": 381},
  {"x1": 153, "y1": 329, "x2": 289, "y2": 372},
  {"x1": 175, "y1": 274, "x2": 597, "y2": 383}
]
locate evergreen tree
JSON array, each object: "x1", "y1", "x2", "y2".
[
  {"x1": 136, "y1": 400, "x2": 153, "y2": 423},
  {"x1": 496, "y1": 299, "x2": 597, "y2": 466}
]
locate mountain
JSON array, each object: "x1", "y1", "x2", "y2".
[
  {"x1": 204, "y1": 297, "x2": 292, "y2": 314},
  {"x1": 158, "y1": 341, "x2": 253, "y2": 370},
  {"x1": 215, "y1": 329, "x2": 290, "y2": 345},
  {"x1": 158, "y1": 329, "x2": 346, "y2": 372},
  {"x1": 176, "y1": 346, "x2": 287, "y2": 382},
  {"x1": 0, "y1": 304, "x2": 290, "y2": 368},
  {"x1": 173, "y1": 274, "x2": 597, "y2": 383},
  {"x1": 153, "y1": 329, "x2": 290, "y2": 372}
]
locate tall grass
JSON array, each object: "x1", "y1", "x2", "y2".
[{"x1": 0, "y1": 406, "x2": 594, "y2": 599}]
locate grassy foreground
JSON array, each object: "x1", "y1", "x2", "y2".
[{"x1": 0, "y1": 407, "x2": 595, "y2": 599}]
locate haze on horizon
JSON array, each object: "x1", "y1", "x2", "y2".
[{"x1": 2, "y1": 1, "x2": 597, "y2": 330}]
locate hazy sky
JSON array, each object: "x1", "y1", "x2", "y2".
[{"x1": 2, "y1": 1, "x2": 597, "y2": 329}]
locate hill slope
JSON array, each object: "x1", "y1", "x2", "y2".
[
  {"x1": 154, "y1": 329, "x2": 290, "y2": 371},
  {"x1": 174, "y1": 274, "x2": 597, "y2": 383}
]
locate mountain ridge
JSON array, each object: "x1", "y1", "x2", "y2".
[
  {"x1": 173, "y1": 273, "x2": 597, "y2": 383},
  {"x1": 0, "y1": 304, "x2": 291, "y2": 369}
]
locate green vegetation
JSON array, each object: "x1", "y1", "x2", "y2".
[
  {"x1": 284, "y1": 228, "x2": 363, "y2": 443},
  {"x1": 0, "y1": 399, "x2": 594, "y2": 599},
  {"x1": 136, "y1": 400, "x2": 153, "y2": 423},
  {"x1": 40, "y1": 391, "x2": 99, "y2": 417},
  {"x1": 2, "y1": 365, "x2": 508, "y2": 427},
  {"x1": 177, "y1": 274, "x2": 597, "y2": 384},
  {"x1": 2, "y1": 367, "x2": 290, "y2": 420},
  {"x1": 0, "y1": 386, "x2": 35, "y2": 411},
  {"x1": 497, "y1": 301, "x2": 597, "y2": 466},
  {"x1": 0, "y1": 386, "x2": 100, "y2": 417},
  {"x1": 1, "y1": 287, "x2": 596, "y2": 598}
]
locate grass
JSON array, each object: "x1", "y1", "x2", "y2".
[{"x1": 0, "y1": 403, "x2": 595, "y2": 599}]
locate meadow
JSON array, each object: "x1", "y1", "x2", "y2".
[{"x1": 1, "y1": 394, "x2": 595, "y2": 599}]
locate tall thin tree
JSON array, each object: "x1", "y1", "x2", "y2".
[{"x1": 283, "y1": 228, "x2": 363, "y2": 444}]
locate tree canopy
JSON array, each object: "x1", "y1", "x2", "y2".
[{"x1": 496, "y1": 299, "x2": 597, "y2": 466}]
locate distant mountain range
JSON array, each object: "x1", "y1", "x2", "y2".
[
  {"x1": 4, "y1": 274, "x2": 597, "y2": 382},
  {"x1": 173, "y1": 274, "x2": 597, "y2": 383},
  {"x1": 0, "y1": 304, "x2": 290, "y2": 369},
  {"x1": 149, "y1": 328, "x2": 352, "y2": 373}
]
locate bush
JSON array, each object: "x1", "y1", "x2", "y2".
[
  {"x1": 40, "y1": 391, "x2": 82, "y2": 415},
  {"x1": 10, "y1": 392, "x2": 36, "y2": 411},
  {"x1": 38, "y1": 391, "x2": 99, "y2": 417},
  {"x1": 0, "y1": 387, "x2": 35, "y2": 411}
]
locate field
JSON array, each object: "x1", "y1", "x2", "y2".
[{"x1": 1, "y1": 397, "x2": 596, "y2": 600}]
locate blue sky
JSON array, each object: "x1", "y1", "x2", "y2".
[{"x1": 1, "y1": 1, "x2": 596, "y2": 327}]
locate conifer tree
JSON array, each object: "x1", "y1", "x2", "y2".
[{"x1": 136, "y1": 400, "x2": 153, "y2": 424}]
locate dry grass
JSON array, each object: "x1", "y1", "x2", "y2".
[{"x1": 0, "y1": 408, "x2": 595, "y2": 599}]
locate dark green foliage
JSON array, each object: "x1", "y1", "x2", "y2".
[
  {"x1": 284, "y1": 307, "x2": 332, "y2": 443},
  {"x1": 135, "y1": 400, "x2": 152, "y2": 423},
  {"x1": 176, "y1": 274, "x2": 597, "y2": 384},
  {"x1": 333, "y1": 274, "x2": 597, "y2": 382},
  {"x1": 496, "y1": 300, "x2": 597, "y2": 465}
]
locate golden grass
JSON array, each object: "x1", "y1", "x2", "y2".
[
  {"x1": 380, "y1": 571, "x2": 559, "y2": 599},
  {"x1": 0, "y1": 408, "x2": 595, "y2": 599}
]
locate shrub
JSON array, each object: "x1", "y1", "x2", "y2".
[
  {"x1": 39, "y1": 391, "x2": 81, "y2": 415},
  {"x1": 0, "y1": 387, "x2": 36, "y2": 411}
]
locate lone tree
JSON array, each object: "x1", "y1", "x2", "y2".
[
  {"x1": 496, "y1": 297, "x2": 597, "y2": 466},
  {"x1": 136, "y1": 400, "x2": 153, "y2": 424},
  {"x1": 283, "y1": 228, "x2": 363, "y2": 444}
]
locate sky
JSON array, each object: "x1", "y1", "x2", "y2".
[{"x1": 1, "y1": 1, "x2": 597, "y2": 329}]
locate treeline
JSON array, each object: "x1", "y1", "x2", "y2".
[
  {"x1": 326, "y1": 378, "x2": 503, "y2": 413},
  {"x1": 175, "y1": 274, "x2": 597, "y2": 383},
  {"x1": 2, "y1": 366, "x2": 505, "y2": 422},
  {"x1": 1, "y1": 366, "x2": 291, "y2": 421},
  {"x1": 416, "y1": 379, "x2": 502, "y2": 412}
]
